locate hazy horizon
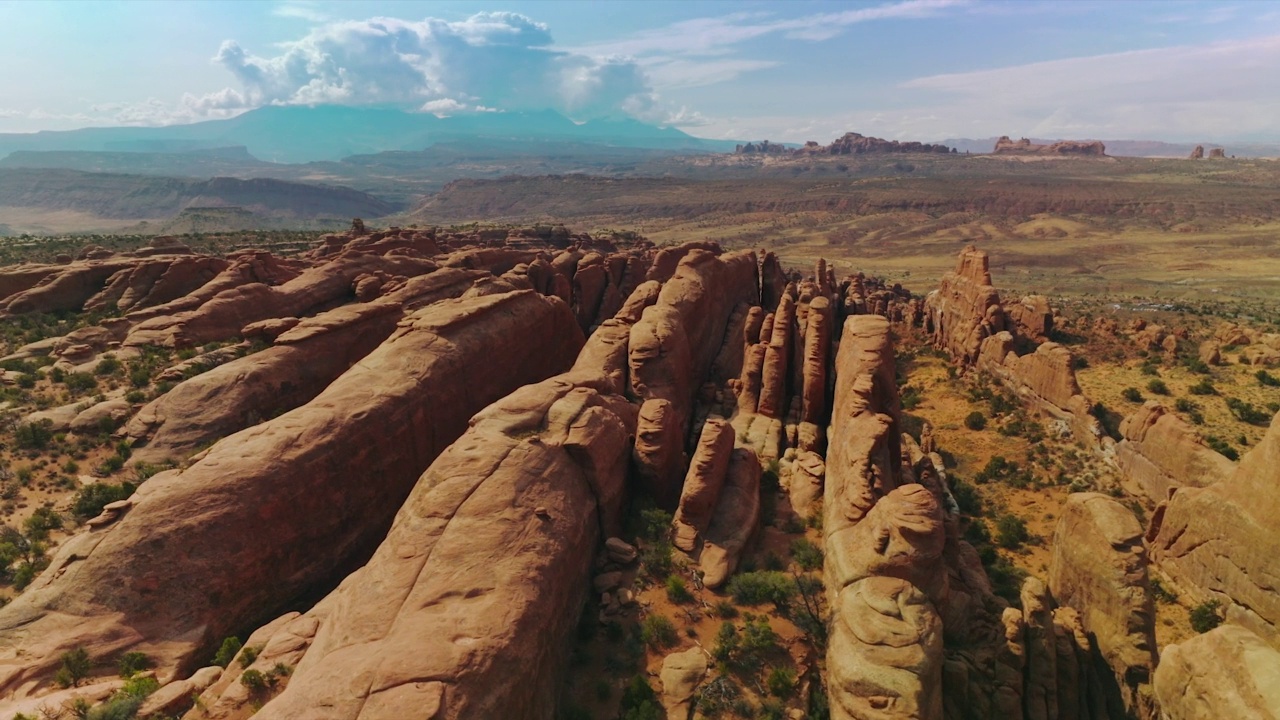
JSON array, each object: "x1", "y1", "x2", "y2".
[{"x1": 1, "y1": 0, "x2": 1279, "y2": 145}]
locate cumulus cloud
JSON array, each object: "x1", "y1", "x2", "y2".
[{"x1": 190, "y1": 12, "x2": 677, "y2": 123}]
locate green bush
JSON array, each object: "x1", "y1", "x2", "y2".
[
  {"x1": 665, "y1": 576, "x2": 693, "y2": 604},
  {"x1": 640, "y1": 614, "x2": 678, "y2": 649},
  {"x1": 995, "y1": 514, "x2": 1030, "y2": 549},
  {"x1": 1121, "y1": 387, "x2": 1144, "y2": 402},
  {"x1": 1225, "y1": 397, "x2": 1270, "y2": 425},
  {"x1": 790, "y1": 538, "x2": 824, "y2": 571},
  {"x1": 964, "y1": 412, "x2": 987, "y2": 431},
  {"x1": 95, "y1": 356, "x2": 122, "y2": 376},
  {"x1": 1205, "y1": 435, "x2": 1240, "y2": 461},
  {"x1": 1174, "y1": 398, "x2": 1198, "y2": 413},
  {"x1": 212, "y1": 636, "x2": 243, "y2": 668},
  {"x1": 23, "y1": 505, "x2": 62, "y2": 541},
  {"x1": 117, "y1": 651, "x2": 150, "y2": 678},
  {"x1": 240, "y1": 668, "x2": 268, "y2": 691},
  {"x1": 71, "y1": 482, "x2": 136, "y2": 520},
  {"x1": 620, "y1": 675, "x2": 662, "y2": 720},
  {"x1": 766, "y1": 666, "x2": 797, "y2": 698},
  {"x1": 1185, "y1": 358, "x2": 1211, "y2": 374},
  {"x1": 1258, "y1": 370, "x2": 1280, "y2": 387},
  {"x1": 14, "y1": 420, "x2": 53, "y2": 450},
  {"x1": 950, "y1": 478, "x2": 983, "y2": 515},
  {"x1": 1188, "y1": 379, "x2": 1217, "y2": 395},
  {"x1": 54, "y1": 647, "x2": 91, "y2": 688},
  {"x1": 1146, "y1": 379, "x2": 1169, "y2": 395},
  {"x1": 1150, "y1": 578, "x2": 1179, "y2": 604},
  {"x1": 64, "y1": 372, "x2": 98, "y2": 393},
  {"x1": 1190, "y1": 600, "x2": 1223, "y2": 633},
  {"x1": 726, "y1": 571, "x2": 795, "y2": 606}
]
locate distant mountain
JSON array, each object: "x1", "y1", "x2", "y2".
[
  {"x1": 943, "y1": 137, "x2": 1280, "y2": 158},
  {"x1": 0, "y1": 168, "x2": 394, "y2": 222},
  {"x1": 0, "y1": 106, "x2": 736, "y2": 164}
]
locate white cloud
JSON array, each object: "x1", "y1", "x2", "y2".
[
  {"x1": 273, "y1": 1, "x2": 331, "y2": 23},
  {"x1": 188, "y1": 12, "x2": 694, "y2": 124},
  {"x1": 900, "y1": 34, "x2": 1280, "y2": 140}
]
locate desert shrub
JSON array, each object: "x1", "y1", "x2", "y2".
[
  {"x1": 14, "y1": 420, "x2": 53, "y2": 450},
  {"x1": 964, "y1": 412, "x2": 987, "y2": 431},
  {"x1": 95, "y1": 356, "x2": 122, "y2": 376},
  {"x1": 95, "y1": 454, "x2": 125, "y2": 475},
  {"x1": 64, "y1": 372, "x2": 98, "y2": 393},
  {"x1": 1146, "y1": 379, "x2": 1169, "y2": 395},
  {"x1": 714, "y1": 600, "x2": 738, "y2": 619},
  {"x1": 117, "y1": 651, "x2": 150, "y2": 678},
  {"x1": 124, "y1": 389, "x2": 146, "y2": 403},
  {"x1": 1185, "y1": 358, "x2": 1211, "y2": 374},
  {"x1": 1140, "y1": 361, "x2": 1159, "y2": 376},
  {"x1": 621, "y1": 675, "x2": 662, "y2": 720},
  {"x1": 1121, "y1": 387, "x2": 1144, "y2": 402},
  {"x1": 1150, "y1": 578, "x2": 1179, "y2": 604},
  {"x1": 71, "y1": 482, "x2": 136, "y2": 520},
  {"x1": 1190, "y1": 600, "x2": 1223, "y2": 633},
  {"x1": 1258, "y1": 370, "x2": 1280, "y2": 387},
  {"x1": 950, "y1": 478, "x2": 983, "y2": 515},
  {"x1": 212, "y1": 636, "x2": 243, "y2": 668},
  {"x1": 641, "y1": 614, "x2": 678, "y2": 649},
  {"x1": 54, "y1": 647, "x2": 91, "y2": 688},
  {"x1": 1204, "y1": 435, "x2": 1240, "y2": 461},
  {"x1": 1174, "y1": 398, "x2": 1197, "y2": 413},
  {"x1": 16, "y1": 373, "x2": 35, "y2": 389},
  {"x1": 23, "y1": 505, "x2": 62, "y2": 541},
  {"x1": 1225, "y1": 397, "x2": 1270, "y2": 425},
  {"x1": 239, "y1": 644, "x2": 261, "y2": 668},
  {"x1": 790, "y1": 538, "x2": 823, "y2": 571},
  {"x1": 900, "y1": 385, "x2": 923, "y2": 410},
  {"x1": 995, "y1": 514, "x2": 1030, "y2": 549},
  {"x1": 665, "y1": 576, "x2": 693, "y2": 604},
  {"x1": 1188, "y1": 379, "x2": 1217, "y2": 395},
  {"x1": 766, "y1": 666, "x2": 797, "y2": 698},
  {"x1": 726, "y1": 571, "x2": 795, "y2": 606},
  {"x1": 240, "y1": 668, "x2": 267, "y2": 691},
  {"x1": 1072, "y1": 356, "x2": 1089, "y2": 369}
]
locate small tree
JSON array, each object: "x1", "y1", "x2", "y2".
[
  {"x1": 54, "y1": 647, "x2": 91, "y2": 688},
  {"x1": 964, "y1": 412, "x2": 987, "y2": 431},
  {"x1": 1190, "y1": 600, "x2": 1223, "y2": 633}
]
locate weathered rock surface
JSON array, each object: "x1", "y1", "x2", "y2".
[
  {"x1": 1115, "y1": 401, "x2": 1234, "y2": 502},
  {"x1": 1154, "y1": 625, "x2": 1280, "y2": 720},
  {"x1": 1150, "y1": 410, "x2": 1280, "y2": 648},
  {"x1": 0, "y1": 290, "x2": 583, "y2": 699},
  {"x1": 1048, "y1": 493, "x2": 1157, "y2": 717},
  {"x1": 660, "y1": 648, "x2": 709, "y2": 719}
]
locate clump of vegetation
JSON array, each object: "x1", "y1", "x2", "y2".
[
  {"x1": 1204, "y1": 435, "x2": 1240, "y2": 461},
  {"x1": 1258, "y1": 370, "x2": 1280, "y2": 387},
  {"x1": 964, "y1": 412, "x2": 987, "y2": 431},
  {"x1": 1121, "y1": 387, "x2": 1144, "y2": 402},
  {"x1": 1225, "y1": 397, "x2": 1270, "y2": 425},
  {"x1": 790, "y1": 538, "x2": 823, "y2": 571},
  {"x1": 1146, "y1": 379, "x2": 1169, "y2": 395},
  {"x1": 117, "y1": 651, "x2": 150, "y2": 678},
  {"x1": 54, "y1": 647, "x2": 92, "y2": 688},
  {"x1": 994, "y1": 514, "x2": 1030, "y2": 549},
  {"x1": 1150, "y1": 578, "x2": 1178, "y2": 604},
  {"x1": 974, "y1": 456, "x2": 1035, "y2": 489},
  {"x1": 1190, "y1": 600, "x2": 1223, "y2": 633},
  {"x1": 212, "y1": 636, "x2": 243, "y2": 668},
  {"x1": 14, "y1": 420, "x2": 54, "y2": 450},
  {"x1": 725, "y1": 571, "x2": 795, "y2": 607},
  {"x1": 641, "y1": 614, "x2": 678, "y2": 649},
  {"x1": 71, "y1": 482, "x2": 137, "y2": 521},
  {"x1": 665, "y1": 576, "x2": 693, "y2": 604},
  {"x1": 620, "y1": 675, "x2": 662, "y2": 720},
  {"x1": 1188, "y1": 379, "x2": 1217, "y2": 396}
]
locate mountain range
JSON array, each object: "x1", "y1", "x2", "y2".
[
  {"x1": 941, "y1": 136, "x2": 1280, "y2": 158},
  {"x1": 0, "y1": 105, "x2": 735, "y2": 164}
]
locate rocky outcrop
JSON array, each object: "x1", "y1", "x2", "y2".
[
  {"x1": 122, "y1": 268, "x2": 486, "y2": 465},
  {"x1": 1048, "y1": 493, "x2": 1157, "y2": 718},
  {"x1": 1150, "y1": 410, "x2": 1280, "y2": 649},
  {"x1": 993, "y1": 137, "x2": 1107, "y2": 157},
  {"x1": 1188, "y1": 145, "x2": 1205, "y2": 159},
  {"x1": 660, "y1": 648, "x2": 709, "y2": 719},
  {"x1": 0, "y1": 290, "x2": 584, "y2": 698},
  {"x1": 925, "y1": 245, "x2": 1006, "y2": 364},
  {"x1": 1007, "y1": 295, "x2": 1053, "y2": 341},
  {"x1": 1154, "y1": 625, "x2": 1280, "y2": 719},
  {"x1": 736, "y1": 133, "x2": 952, "y2": 156},
  {"x1": 1208, "y1": 148, "x2": 1226, "y2": 159},
  {"x1": 1115, "y1": 402, "x2": 1235, "y2": 502}
]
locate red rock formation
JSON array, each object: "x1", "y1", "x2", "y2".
[
  {"x1": 993, "y1": 136, "x2": 1107, "y2": 157},
  {"x1": 0, "y1": 290, "x2": 584, "y2": 697},
  {"x1": 1150, "y1": 410, "x2": 1280, "y2": 649},
  {"x1": 1115, "y1": 402, "x2": 1235, "y2": 502},
  {"x1": 1188, "y1": 145, "x2": 1205, "y2": 159}
]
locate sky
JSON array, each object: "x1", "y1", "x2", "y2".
[{"x1": 1, "y1": 0, "x2": 1278, "y2": 143}]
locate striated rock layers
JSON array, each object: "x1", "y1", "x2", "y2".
[
  {"x1": 1114, "y1": 401, "x2": 1235, "y2": 503},
  {"x1": 1150, "y1": 410, "x2": 1280, "y2": 650},
  {"x1": 0, "y1": 289, "x2": 584, "y2": 698}
]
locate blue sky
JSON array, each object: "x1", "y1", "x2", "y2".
[{"x1": 1, "y1": 0, "x2": 1278, "y2": 142}]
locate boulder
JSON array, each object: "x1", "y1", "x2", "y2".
[
  {"x1": 699, "y1": 447, "x2": 762, "y2": 588},
  {"x1": 1153, "y1": 625, "x2": 1280, "y2": 720},
  {"x1": 1115, "y1": 402, "x2": 1234, "y2": 502},
  {"x1": 672, "y1": 418, "x2": 735, "y2": 552},
  {"x1": 660, "y1": 648, "x2": 708, "y2": 719}
]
